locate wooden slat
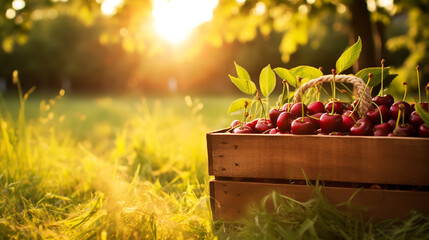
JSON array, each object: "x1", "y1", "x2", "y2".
[
  {"x1": 211, "y1": 180, "x2": 429, "y2": 221},
  {"x1": 207, "y1": 132, "x2": 429, "y2": 186}
]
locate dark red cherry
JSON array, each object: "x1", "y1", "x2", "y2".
[
  {"x1": 418, "y1": 124, "x2": 429, "y2": 137},
  {"x1": 390, "y1": 101, "x2": 412, "y2": 122},
  {"x1": 269, "y1": 108, "x2": 284, "y2": 128},
  {"x1": 255, "y1": 119, "x2": 272, "y2": 133},
  {"x1": 276, "y1": 112, "x2": 295, "y2": 132},
  {"x1": 282, "y1": 103, "x2": 293, "y2": 112},
  {"x1": 231, "y1": 120, "x2": 241, "y2": 128},
  {"x1": 409, "y1": 111, "x2": 424, "y2": 126},
  {"x1": 350, "y1": 118, "x2": 373, "y2": 136},
  {"x1": 341, "y1": 114, "x2": 356, "y2": 132},
  {"x1": 310, "y1": 112, "x2": 323, "y2": 130},
  {"x1": 307, "y1": 101, "x2": 326, "y2": 115},
  {"x1": 233, "y1": 126, "x2": 253, "y2": 133},
  {"x1": 372, "y1": 94, "x2": 394, "y2": 108},
  {"x1": 320, "y1": 113, "x2": 343, "y2": 133},
  {"x1": 290, "y1": 102, "x2": 308, "y2": 118},
  {"x1": 366, "y1": 105, "x2": 389, "y2": 125},
  {"x1": 291, "y1": 117, "x2": 316, "y2": 135},
  {"x1": 325, "y1": 101, "x2": 344, "y2": 114}
]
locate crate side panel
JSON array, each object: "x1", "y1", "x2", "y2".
[
  {"x1": 208, "y1": 134, "x2": 429, "y2": 185},
  {"x1": 211, "y1": 180, "x2": 429, "y2": 221}
]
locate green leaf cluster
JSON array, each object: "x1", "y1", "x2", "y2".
[{"x1": 227, "y1": 37, "x2": 398, "y2": 120}]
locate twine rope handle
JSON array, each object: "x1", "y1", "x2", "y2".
[{"x1": 293, "y1": 74, "x2": 372, "y2": 117}]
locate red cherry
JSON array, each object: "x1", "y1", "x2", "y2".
[
  {"x1": 290, "y1": 102, "x2": 308, "y2": 118},
  {"x1": 291, "y1": 117, "x2": 316, "y2": 135},
  {"x1": 307, "y1": 101, "x2": 326, "y2": 115},
  {"x1": 350, "y1": 118, "x2": 373, "y2": 136},
  {"x1": 394, "y1": 123, "x2": 416, "y2": 137},
  {"x1": 282, "y1": 103, "x2": 293, "y2": 112},
  {"x1": 387, "y1": 119, "x2": 396, "y2": 130},
  {"x1": 255, "y1": 119, "x2": 271, "y2": 133},
  {"x1": 373, "y1": 122, "x2": 392, "y2": 136},
  {"x1": 390, "y1": 101, "x2": 412, "y2": 122},
  {"x1": 276, "y1": 112, "x2": 295, "y2": 132},
  {"x1": 245, "y1": 119, "x2": 259, "y2": 132},
  {"x1": 409, "y1": 111, "x2": 424, "y2": 126},
  {"x1": 372, "y1": 94, "x2": 394, "y2": 108},
  {"x1": 231, "y1": 120, "x2": 241, "y2": 128},
  {"x1": 269, "y1": 108, "x2": 284, "y2": 128},
  {"x1": 320, "y1": 113, "x2": 343, "y2": 133},
  {"x1": 233, "y1": 126, "x2": 253, "y2": 133},
  {"x1": 418, "y1": 124, "x2": 429, "y2": 137},
  {"x1": 269, "y1": 128, "x2": 280, "y2": 134},
  {"x1": 310, "y1": 112, "x2": 323, "y2": 130},
  {"x1": 325, "y1": 101, "x2": 344, "y2": 114},
  {"x1": 341, "y1": 114, "x2": 356, "y2": 132},
  {"x1": 366, "y1": 105, "x2": 390, "y2": 125}
]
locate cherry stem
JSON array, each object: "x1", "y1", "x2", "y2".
[
  {"x1": 394, "y1": 109, "x2": 402, "y2": 135},
  {"x1": 379, "y1": 59, "x2": 385, "y2": 97},
  {"x1": 279, "y1": 80, "x2": 286, "y2": 109},
  {"x1": 350, "y1": 73, "x2": 372, "y2": 118},
  {"x1": 426, "y1": 83, "x2": 429, "y2": 103},
  {"x1": 372, "y1": 102, "x2": 384, "y2": 124},
  {"x1": 286, "y1": 82, "x2": 290, "y2": 109},
  {"x1": 402, "y1": 82, "x2": 407, "y2": 102},
  {"x1": 331, "y1": 69, "x2": 336, "y2": 115},
  {"x1": 417, "y1": 65, "x2": 421, "y2": 103},
  {"x1": 298, "y1": 76, "x2": 304, "y2": 122}
]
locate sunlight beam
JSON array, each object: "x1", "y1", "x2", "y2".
[{"x1": 152, "y1": 0, "x2": 218, "y2": 44}]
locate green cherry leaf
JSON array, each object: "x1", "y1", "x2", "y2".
[
  {"x1": 416, "y1": 103, "x2": 429, "y2": 126},
  {"x1": 259, "y1": 64, "x2": 276, "y2": 98},
  {"x1": 274, "y1": 67, "x2": 297, "y2": 88},
  {"x1": 336, "y1": 37, "x2": 362, "y2": 74},
  {"x1": 290, "y1": 65, "x2": 323, "y2": 80},
  {"x1": 229, "y1": 75, "x2": 257, "y2": 95},
  {"x1": 355, "y1": 67, "x2": 390, "y2": 87},
  {"x1": 227, "y1": 98, "x2": 253, "y2": 115},
  {"x1": 234, "y1": 61, "x2": 251, "y2": 81}
]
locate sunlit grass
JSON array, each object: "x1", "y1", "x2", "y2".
[{"x1": 1, "y1": 87, "x2": 428, "y2": 239}]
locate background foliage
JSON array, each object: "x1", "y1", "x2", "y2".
[{"x1": 0, "y1": 0, "x2": 428, "y2": 97}]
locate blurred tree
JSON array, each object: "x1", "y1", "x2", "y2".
[{"x1": 0, "y1": 0, "x2": 428, "y2": 94}]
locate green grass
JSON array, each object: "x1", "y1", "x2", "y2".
[{"x1": 1, "y1": 89, "x2": 429, "y2": 239}]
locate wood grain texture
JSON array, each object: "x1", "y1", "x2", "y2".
[
  {"x1": 211, "y1": 180, "x2": 429, "y2": 221},
  {"x1": 207, "y1": 131, "x2": 429, "y2": 186}
]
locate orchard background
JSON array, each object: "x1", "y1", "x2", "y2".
[{"x1": 1, "y1": 0, "x2": 429, "y2": 239}]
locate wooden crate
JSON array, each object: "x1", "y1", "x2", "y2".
[{"x1": 207, "y1": 129, "x2": 429, "y2": 221}]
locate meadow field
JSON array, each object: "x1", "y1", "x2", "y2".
[{"x1": 1, "y1": 90, "x2": 429, "y2": 239}]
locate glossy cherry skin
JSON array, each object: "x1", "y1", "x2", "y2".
[
  {"x1": 269, "y1": 108, "x2": 284, "y2": 128},
  {"x1": 373, "y1": 122, "x2": 392, "y2": 136},
  {"x1": 342, "y1": 110, "x2": 359, "y2": 121},
  {"x1": 255, "y1": 119, "x2": 272, "y2": 133},
  {"x1": 418, "y1": 124, "x2": 429, "y2": 137},
  {"x1": 245, "y1": 119, "x2": 259, "y2": 132},
  {"x1": 290, "y1": 102, "x2": 308, "y2": 118},
  {"x1": 366, "y1": 105, "x2": 390, "y2": 125},
  {"x1": 325, "y1": 101, "x2": 344, "y2": 114},
  {"x1": 291, "y1": 117, "x2": 316, "y2": 135},
  {"x1": 310, "y1": 112, "x2": 323, "y2": 130},
  {"x1": 320, "y1": 113, "x2": 343, "y2": 133},
  {"x1": 387, "y1": 119, "x2": 396, "y2": 130},
  {"x1": 233, "y1": 126, "x2": 253, "y2": 133},
  {"x1": 276, "y1": 112, "x2": 295, "y2": 132},
  {"x1": 390, "y1": 101, "x2": 412, "y2": 122},
  {"x1": 282, "y1": 103, "x2": 293, "y2": 112},
  {"x1": 372, "y1": 94, "x2": 394, "y2": 108},
  {"x1": 394, "y1": 123, "x2": 416, "y2": 137},
  {"x1": 409, "y1": 111, "x2": 424, "y2": 126},
  {"x1": 350, "y1": 118, "x2": 373, "y2": 136},
  {"x1": 307, "y1": 101, "x2": 326, "y2": 115},
  {"x1": 231, "y1": 120, "x2": 241, "y2": 128},
  {"x1": 341, "y1": 114, "x2": 356, "y2": 132}
]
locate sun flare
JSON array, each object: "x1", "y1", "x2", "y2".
[{"x1": 152, "y1": 0, "x2": 218, "y2": 44}]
